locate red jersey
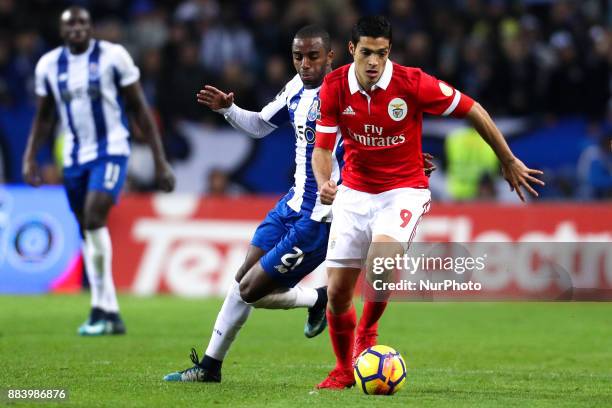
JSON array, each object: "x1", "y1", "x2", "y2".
[{"x1": 315, "y1": 60, "x2": 474, "y2": 194}]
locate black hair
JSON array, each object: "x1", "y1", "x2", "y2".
[
  {"x1": 294, "y1": 24, "x2": 331, "y2": 51},
  {"x1": 351, "y1": 15, "x2": 392, "y2": 45}
]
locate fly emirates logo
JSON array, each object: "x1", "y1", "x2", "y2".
[{"x1": 348, "y1": 124, "x2": 406, "y2": 147}]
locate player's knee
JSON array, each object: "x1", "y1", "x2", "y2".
[
  {"x1": 83, "y1": 193, "x2": 113, "y2": 230},
  {"x1": 238, "y1": 280, "x2": 258, "y2": 304},
  {"x1": 234, "y1": 264, "x2": 249, "y2": 283},
  {"x1": 83, "y1": 213, "x2": 106, "y2": 230},
  {"x1": 327, "y1": 285, "x2": 352, "y2": 313}
]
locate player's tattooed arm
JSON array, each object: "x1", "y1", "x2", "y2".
[
  {"x1": 122, "y1": 82, "x2": 175, "y2": 192},
  {"x1": 23, "y1": 95, "x2": 57, "y2": 186},
  {"x1": 312, "y1": 147, "x2": 337, "y2": 205},
  {"x1": 466, "y1": 102, "x2": 545, "y2": 202}
]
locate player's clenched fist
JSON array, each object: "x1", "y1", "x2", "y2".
[
  {"x1": 22, "y1": 159, "x2": 42, "y2": 187},
  {"x1": 155, "y1": 161, "x2": 176, "y2": 193},
  {"x1": 319, "y1": 179, "x2": 337, "y2": 205},
  {"x1": 423, "y1": 152, "x2": 436, "y2": 177}
]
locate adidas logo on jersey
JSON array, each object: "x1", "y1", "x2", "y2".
[{"x1": 342, "y1": 105, "x2": 356, "y2": 115}]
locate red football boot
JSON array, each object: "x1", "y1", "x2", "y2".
[{"x1": 316, "y1": 367, "x2": 355, "y2": 390}]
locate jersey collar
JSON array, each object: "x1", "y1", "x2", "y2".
[
  {"x1": 348, "y1": 59, "x2": 393, "y2": 94},
  {"x1": 66, "y1": 39, "x2": 96, "y2": 57}
]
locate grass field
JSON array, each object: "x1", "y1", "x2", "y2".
[{"x1": 1, "y1": 295, "x2": 611, "y2": 407}]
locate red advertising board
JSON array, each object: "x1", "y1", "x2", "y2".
[{"x1": 108, "y1": 194, "x2": 611, "y2": 298}]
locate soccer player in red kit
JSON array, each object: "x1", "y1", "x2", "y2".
[{"x1": 312, "y1": 16, "x2": 545, "y2": 389}]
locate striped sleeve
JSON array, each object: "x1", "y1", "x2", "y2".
[
  {"x1": 34, "y1": 55, "x2": 50, "y2": 97},
  {"x1": 259, "y1": 76, "x2": 298, "y2": 127},
  {"x1": 315, "y1": 76, "x2": 339, "y2": 150},
  {"x1": 112, "y1": 44, "x2": 140, "y2": 87},
  {"x1": 417, "y1": 70, "x2": 474, "y2": 118}
]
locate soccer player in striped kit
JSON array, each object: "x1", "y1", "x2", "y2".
[
  {"x1": 23, "y1": 6, "x2": 175, "y2": 336},
  {"x1": 164, "y1": 25, "x2": 340, "y2": 383}
]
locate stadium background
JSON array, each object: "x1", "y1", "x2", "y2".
[
  {"x1": 0, "y1": 0, "x2": 610, "y2": 296},
  {"x1": 0, "y1": 1, "x2": 611, "y2": 406}
]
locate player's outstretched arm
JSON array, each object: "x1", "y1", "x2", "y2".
[
  {"x1": 197, "y1": 85, "x2": 234, "y2": 111},
  {"x1": 22, "y1": 95, "x2": 56, "y2": 186},
  {"x1": 196, "y1": 85, "x2": 275, "y2": 139},
  {"x1": 122, "y1": 82, "x2": 175, "y2": 192},
  {"x1": 312, "y1": 147, "x2": 337, "y2": 205},
  {"x1": 466, "y1": 102, "x2": 545, "y2": 202}
]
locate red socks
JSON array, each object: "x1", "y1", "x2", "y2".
[
  {"x1": 327, "y1": 302, "x2": 388, "y2": 371},
  {"x1": 357, "y1": 301, "x2": 387, "y2": 336},
  {"x1": 327, "y1": 306, "x2": 357, "y2": 371}
]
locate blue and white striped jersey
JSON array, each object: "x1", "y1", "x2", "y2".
[
  {"x1": 259, "y1": 74, "x2": 344, "y2": 222},
  {"x1": 34, "y1": 39, "x2": 139, "y2": 168}
]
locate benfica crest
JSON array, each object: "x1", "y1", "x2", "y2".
[{"x1": 387, "y1": 97, "x2": 407, "y2": 121}]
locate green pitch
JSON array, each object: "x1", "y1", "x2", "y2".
[{"x1": 1, "y1": 295, "x2": 611, "y2": 407}]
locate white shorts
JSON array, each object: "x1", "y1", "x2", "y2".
[{"x1": 326, "y1": 185, "x2": 431, "y2": 267}]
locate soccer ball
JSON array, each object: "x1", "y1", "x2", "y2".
[{"x1": 353, "y1": 345, "x2": 407, "y2": 395}]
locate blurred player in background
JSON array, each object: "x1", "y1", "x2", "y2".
[
  {"x1": 22, "y1": 6, "x2": 175, "y2": 336},
  {"x1": 313, "y1": 16, "x2": 545, "y2": 389}
]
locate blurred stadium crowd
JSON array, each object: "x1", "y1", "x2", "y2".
[{"x1": 0, "y1": 0, "x2": 610, "y2": 200}]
